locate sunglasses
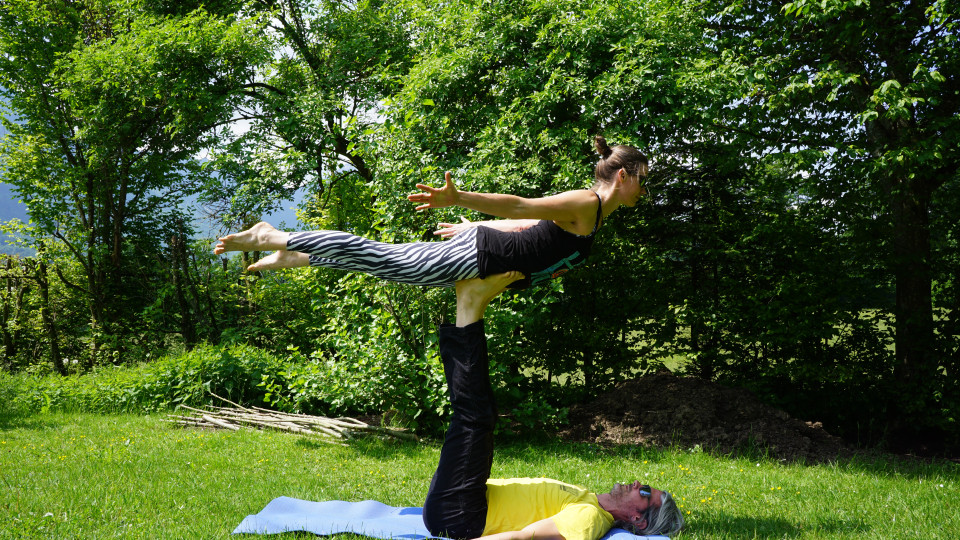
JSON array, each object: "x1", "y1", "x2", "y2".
[{"x1": 636, "y1": 485, "x2": 658, "y2": 532}]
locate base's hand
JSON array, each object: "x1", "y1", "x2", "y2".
[
  {"x1": 433, "y1": 216, "x2": 474, "y2": 239},
  {"x1": 409, "y1": 171, "x2": 459, "y2": 211}
]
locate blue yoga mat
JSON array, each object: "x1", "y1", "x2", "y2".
[{"x1": 233, "y1": 497, "x2": 668, "y2": 540}]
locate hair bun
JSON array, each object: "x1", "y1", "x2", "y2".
[{"x1": 594, "y1": 135, "x2": 612, "y2": 159}]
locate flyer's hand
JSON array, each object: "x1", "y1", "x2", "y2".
[
  {"x1": 433, "y1": 217, "x2": 474, "y2": 239},
  {"x1": 409, "y1": 171, "x2": 459, "y2": 211}
]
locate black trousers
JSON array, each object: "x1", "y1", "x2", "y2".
[{"x1": 422, "y1": 321, "x2": 497, "y2": 539}]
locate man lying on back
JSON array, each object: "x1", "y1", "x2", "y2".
[{"x1": 422, "y1": 272, "x2": 684, "y2": 539}]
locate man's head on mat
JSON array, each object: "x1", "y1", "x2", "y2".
[{"x1": 598, "y1": 481, "x2": 685, "y2": 537}]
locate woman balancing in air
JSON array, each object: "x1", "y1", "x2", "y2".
[{"x1": 214, "y1": 136, "x2": 649, "y2": 289}]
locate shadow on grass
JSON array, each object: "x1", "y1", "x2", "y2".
[
  {"x1": 493, "y1": 433, "x2": 960, "y2": 482},
  {"x1": 0, "y1": 411, "x2": 63, "y2": 432},
  {"x1": 692, "y1": 514, "x2": 869, "y2": 538},
  {"x1": 326, "y1": 435, "x2": 434, "y2": 459},
  {"x1": 824, "y1": 450, "x2": 960, "y2": 480},
  {"x1": 341, "y1": 429, "x2": 679, "y2": 464},
  {"x1": 342, "y1": 429, "x2": 777, "y2": 467},
  {"x1": 493, "y1": 435, "x2": 678, "y2": 464}
]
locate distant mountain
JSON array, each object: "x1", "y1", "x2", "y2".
[
  {"x1": 0, "y1": 96, "x2": 31, "y2": 255},
  {"x1": 0, "y1": 97, "x2": 304, "y2": 254},
  {"x1": 0, "y1": 182, "x2": 304, "y2": 255},
  {"x1": 0, "y1": 182, "x2": 29, "y2": 222}
]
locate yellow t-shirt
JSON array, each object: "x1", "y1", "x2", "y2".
[{"x1": 483, "y1": 478, "x2": 614, "y2": 540}]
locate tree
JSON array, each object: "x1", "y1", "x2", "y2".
[
  {"x1": 706, "y1": 0, "x2": 960, "y2": 449},
  {"x1": 205, "y1": 0, "x2": 412, "y2": 227},
  {"x1": 375, "y1": 0, "x2": 733, "y2": 395},
  {"x1": 0, "y1": 0, "x2": 268, "y2": 362},
  {"x1": 200, "y1": 0, "x2": 441, "y2": 376}
]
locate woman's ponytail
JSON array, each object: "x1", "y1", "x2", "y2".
[
  {"x1": 594, "y1": 135, "x2": 613, "y2": 159},
  {"x1": 593, "y1": 135, "x2": 647, "y2": 186}
]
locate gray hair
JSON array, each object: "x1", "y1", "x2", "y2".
[{"x1": 612, "y1": 491, "x2": 685, "y2": 537}]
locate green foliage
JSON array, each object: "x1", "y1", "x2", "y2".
[
  {"x1": 930, "y1": 171, "x2": 960, "y2": 450},
  {"x1": 703, "y1": 0, "x2": 960, "y2": 450},
  {"x1": 381, "y1": 0, "x2": 720, "y2": 194},
  {"x1": 0, "y1": 0, "x2": 270, "y2": 363},
  {"x1": 0, "y1": 371, "x2": 27, "y2": 420},
  {"x1": 203, "y1": 0, "x2": 412, "y2": 225},
  {"x1": 259, "y1": 345, "x2": 449, "y2": 431},
  {"x1": 258, "y1": 272, "x2": 452, "y2": 431},
  {"x1": 237, "y1": 266, "x2": 571, "y2": 434},
  {"x1": 10, "y1": 337, "x2": 451, "y2": 432},
  {"x1": 0, "y1": 0, "x2": 957, "y2": 455},
  {"x1": 13, "y1": 344, "x2": 287, "y2": 414},
  {"x1": 613, "y1": 150, "x2": 907, "y2": 445}
]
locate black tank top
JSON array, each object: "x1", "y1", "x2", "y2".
[{"x1": 476, "y1": 191, "x2": 603, "y2": 289}]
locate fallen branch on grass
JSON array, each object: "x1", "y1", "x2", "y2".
[{"x1": 164, "y1": 393, "x2": 416, "y2": 444}]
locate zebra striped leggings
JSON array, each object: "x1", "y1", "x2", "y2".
[{"x1": 286, "y1": 227, "x2": 481, "y2": 287}]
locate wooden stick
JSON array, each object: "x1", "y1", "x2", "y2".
[
  {"x1": 166, "y1": 402, "x2": 417, "y2": 443},
  {"x1": 202, "y1": 415, "x2": 240, "y2": 431},
  {"x1": 210, "y1": 393, "x2": 254, "y2": 412}
]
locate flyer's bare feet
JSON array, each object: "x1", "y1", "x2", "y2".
[
  {"x1": 214, "y1": 222, "x2": 289, "y2": 255},
  {"x1": 247, "y1": 250, "x2": 310, "y2": 272},
  {"x1": 455, "y1": 271, "x2": 523, "y2": 326}
]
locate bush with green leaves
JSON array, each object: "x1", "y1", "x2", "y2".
[
  {"x1": 10, "y1": 338, "x2": 452, "y2": 432},
  {"x1": 0, "y1": 371, "x2": 27, "y2": 419},
  {"x1": 13, "y1": 343, "x2": 287, "y2": 414},
  {"x1": 255, "y1": 272, "x2": 454, "y2": 432},
  {"x1": 259, "y1": 346, "x2": 449, "y2": 432}
]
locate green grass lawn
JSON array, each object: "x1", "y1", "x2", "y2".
[{"x1": 1, "y1": 412, "x2": 958, "y2": 539}]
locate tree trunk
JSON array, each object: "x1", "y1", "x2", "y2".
[
  {"x1": 582, "y1": 347, "x2": 594, "y2": 393},
  {"x1": 183, "y1": 237, "x2": 218, "y2": 341},
  {"x1": 887, "y1": 180, "x2": 939, "y2": 451},
  {"x1": 1, "y1": 259, "x2": 16, "y2": 367},
  {"x1": 170, "y1": 234, "x2": 198, "y2": 349},
  {"x1": 37, "y1": 259, "x2": 66, "y2": 375}
]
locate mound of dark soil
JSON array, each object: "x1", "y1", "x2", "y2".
[{"x1": 560, "y1": 372, "x2": 851, "y2": 463}]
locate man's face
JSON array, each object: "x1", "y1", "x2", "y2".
[{"x1": 607, "y1": 481, "x2": 664, "y2": 531}]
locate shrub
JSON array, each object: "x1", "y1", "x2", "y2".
[
  {"x1": 0, "y1": 371, "x2": 28, "y2": 420},
  {"x1": 260, "y1": 346, "x2": 450, "y2": 433},
  {"x1": 13, "y1": 344, "x2": 288, "y2": 414},
  {"x1": 9, "y1": 342, "x2": 451, "y2": 433}
]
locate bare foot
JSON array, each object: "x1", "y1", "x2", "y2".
[
  {"x1": 247, "y1": 250, "x2": 310, "y2": 272},
  {"x1": 214, "y1": 222, "x2": 289, "y2": 255},
  {"x1": 455, "y1": 271, "x2": 523, "y2": 326}
]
